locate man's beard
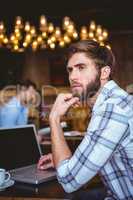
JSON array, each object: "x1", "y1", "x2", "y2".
[{"x1": 73, "y1": 72, "x2": 101, "y2": 106}]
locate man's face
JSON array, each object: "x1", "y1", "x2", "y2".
[
  {"x1": 25, "y1": 86, "x2": 37, "y2": 104},
  {"x1": 67, "y1": 52, "x2": 101, "y2": 102}
]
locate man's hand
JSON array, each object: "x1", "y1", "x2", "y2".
[
  {"x1": 37, "y1": 153, "x2": 54, "y2": 170},
  {"x1": 49, "y1": 93, "x2": 79, "y2": 121}
]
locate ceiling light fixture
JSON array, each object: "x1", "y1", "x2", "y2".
[{"x1": 0, "y1": 15, "x2": 110, "y2": 52}]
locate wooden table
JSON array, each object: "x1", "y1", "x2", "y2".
[{"x1": 0, "y1": 177, "x2": 103, "y2": 200}]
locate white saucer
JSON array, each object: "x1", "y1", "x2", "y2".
[{"x1": 0, "y1": 179, "x2": 15, "y2": 191}]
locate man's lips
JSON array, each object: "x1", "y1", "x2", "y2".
[{"x1": 71, "y1": 84, "x2": 82, "y2": 88}]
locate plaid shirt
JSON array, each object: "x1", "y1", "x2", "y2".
[{"x1": 57, "y1": 80, "x2": 133, "y2": 200}]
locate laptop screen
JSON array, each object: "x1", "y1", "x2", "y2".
[{"x1": 0, "y1": 125, "x2": 42, "y2": 170}]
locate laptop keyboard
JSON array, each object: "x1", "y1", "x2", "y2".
[{"x1": 11, "y1": 164, "x2": 56, "y2": 179}]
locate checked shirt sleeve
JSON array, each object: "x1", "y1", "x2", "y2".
[{"x1": 56, "y1": 103, "x2": 129, "y2": 193}]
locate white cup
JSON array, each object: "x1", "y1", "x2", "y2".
[{"x1": 0, "y1": 168, "x2": 11, "y2": 186}]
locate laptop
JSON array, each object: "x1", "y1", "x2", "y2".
[{"x1": 0, "y1": 124, "x2": 56, "y2": 184}]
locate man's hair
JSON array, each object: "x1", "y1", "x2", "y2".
[
  {"x1": 17, "y1": 79, "x2": 37, "y2": 90},
  {"x1": 66, "y1": 40, "x2": 115, "y2": 79}
]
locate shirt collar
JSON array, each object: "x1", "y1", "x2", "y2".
[{"x1": 93, "y1": 80, "x2": 118, "y2": 111}]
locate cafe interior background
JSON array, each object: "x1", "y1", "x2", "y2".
[{"x1": 0, "y1": 0, "x2": 133, "y2": 131}]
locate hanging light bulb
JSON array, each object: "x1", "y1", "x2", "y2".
[
  {"x1": 90, "y1": 21, "x2": 96, "y2": 31},
  {"x1": 10, "y1": 34, "x2": 16, "y2": 42},
  {"x1": 54, "y1": 27, "x2": 61, "y2": 40},
  {"x1": 15, "y1": 16, "x2": 23, "y2": 28},
  {"x1": 98, "y1": 35, "x2": 104, "y2": 42},
  {"x1": 32, "y1": 40, "x2": 38, "y2": 51},
  {"x1": 88, "y1": 31, "x2": 94, "y2": 39},
  {"x1": 96, "y1": 25, "x2": 102, "y2": 35},
  {"x1": 49, "y1": 43, "x2": 55, "y2": 49},
  {"x1": 25, "y1": 22, "x2": 31, "y2": 32},
  {"x1": 13, "y1": 44, "x2": 19, "y2": 51},
  {"x1": 0, "y1": 34, "x2": 4, "y2": 40},
  {"x1": 42, "y1": 32, "x2": 47, "y2": 38},
  {"x1": 40, "y1": 15, "x2": 47, "y2": 32},
  {"x1": 37, "y1": 35, "x2": 43, "y2": 44},
  {"x1": 25, "y1": 34, "x2": 32, "y2": 43},
  {"x1": 3, "y1": 37, "x2": 8, "y2": 44},
  {"x1": 48, "y1": 23, "x2": 54, "y2": 33},
  {"x1": 63, "y1": 16, "x2": 70, "y2": 30},
  {"x1": 0, "y1": 21, "x2": 5, "y2": 33},
  {"x1": 80, "y1": 26, "x2": 88, "y2": 40},
  {"x1": 23, "y1": 42, "x2": 28, "y2": 47},
  {"x1": 64, "y1": 34, "x2": 71, "y2": 43},
  {"x1": 59, "y1": 39, "x2": 65, "y2": 47},
  {"x1": 40, "y1": 15, "x2": 47, "y2": 26},
  {"x1": 30, "y1": 26, "x2": 36, "y2": 36},
  {"x1": 102, "y1": 29, "x2": 108, "y2": 39},
  {"x1": 72, "y1": 31, "x2": 78, "y2": 39}
]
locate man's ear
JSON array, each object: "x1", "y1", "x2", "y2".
[{"x1": 100, "y1": 66, "x2": 111, "y2": 80}]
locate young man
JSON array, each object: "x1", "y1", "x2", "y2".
[
  {"x1": 0, "y1": 80, "x2": 37, "y2": 127},
  {"x1": 38, "y1": 40, "x2": 133, "y2": 200}
]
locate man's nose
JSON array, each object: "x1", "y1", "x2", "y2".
[{"x1": 70, "y1": 69, "x2": 79, "y2": 81}]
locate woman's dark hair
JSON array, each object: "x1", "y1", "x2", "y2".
[{"x1": 66, "y1": 40, "x2": 115, "y2": 79}]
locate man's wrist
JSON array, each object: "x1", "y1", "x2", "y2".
[{"x1": 49, "y1": 114, "x2": 60, "y2": 124}]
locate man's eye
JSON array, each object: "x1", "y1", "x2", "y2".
[
  {"x1": 79, "y1": 66, "x2": 84, "y2": 70},
  {"x1": 67, "y1": 68, "x2": 72, "y2": 73}
]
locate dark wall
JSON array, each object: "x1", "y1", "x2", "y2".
[
  {"x1": 0, "y1": 49, "x2": 25, "y2": 88},
  {"x1": 110, "y1": 31, "x2": 133, "y2": 89}
]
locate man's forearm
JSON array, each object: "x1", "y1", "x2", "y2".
[{"x1": 50, "y1": 117, "x2": 72, "y2": 168}]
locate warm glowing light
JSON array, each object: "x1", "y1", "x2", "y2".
[
  {"x1": 42, "y1": 32, "x2": 47, "y2": 38},
  {"x1": 37, "y1": 35, "x2": 43, "y2": 43},
  {"x1": 88, "y1": 31, "x2": 94, "y2": 38},
  {"x1": 81, "y1": 26, "x2": 88, "y2": 34},
  {"x1": 23, "y1": 42, "x2": 28, "y2": 47},
  {"x1": 3, "y1": 37, "x2": 8, "y2": 44},
  {"x1": 30, "y1": 26, "x2": 36, "y2": 36},
  {"x1": 48, "y1": 23, "x2": 54, "y2": 33},
  {"x1": 13, "y1": 45, "x2": 19, "y2": 51},
  {"x1": 26, "y1": 34, "x2": 31, "y2": 41},
  {"x1": 98, "y1": 35, "x2": 104, "y2": 42},
  {"x1": 25, "y1": 22, "x2": 31, "y2": 32},
  {"x1": 49, "y1": 43, "x2": 55, "y2": 49},
  {"x1": 72, "y1": 31, "x2": 78, "y2": 39},
  {"x1": 40, "y1": 15, "x2": 47, "y2": 26},
  {"x1": 15, "y1": 16, "x2": 23, "y2": 28},
  {"x1": 80, "y1": 26, "x2": 88, "y2": 40},
  {"x1": 106, "y1": 44, "x2": 111, "y2": 50},
  {"x1": 0, "y1": 15, "x2": 110, "y2": 52},
  {"x1": 96, "y1": 25, "x2": 102, "y2": 35},
  {"x1": 47, "y1": 38, "x2": 52, "y2": 45},
  {"x1": 90, "y1": 21, "x2": 96, "y2": 30},
  {"x1": 64, "y1": 34, "x2": 71, "y2": 43},
  {"x1": 0, "y1": 34, "x2": 4, "y2": 40},
  {"x1": 63, "y1": 16, "x2": 70, "y2": 28},
  {"x1": 59, "y1": 40, "x2": 65, "y2": 47},
  {"x1": 55, "y1": 27, "x2": 61, "y2": 38},
  {"x1": 0, "y1": 22, "x2": 5, "y2": 32},
  {"x1": 102, "y1": 29, "x2": 108, "y2": 39},
  {"x1": 32, "y1": 40, "x2": 38, "y2": 50},
  {"x1": 10, "y1": 34, "x2": 15, "y2": 42}
]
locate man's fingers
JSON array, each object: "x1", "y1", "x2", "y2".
[
  {"x1": 38, "y1": 160, "x2": 54, "y2": 170},
  {"x1": 65, "y1": 97, "x2": 79, "y2": 107},
  {"x1": 37, "y1": 154, "x2": 54, "y2": 170}
]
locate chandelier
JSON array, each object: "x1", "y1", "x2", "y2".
[{"x1": 0, "y1": 16, "x2": 110, "y2": 52}]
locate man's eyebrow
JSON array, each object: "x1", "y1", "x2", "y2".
[{"x1": 67, "y1": 63, "x2": 86, "y2": 68}]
